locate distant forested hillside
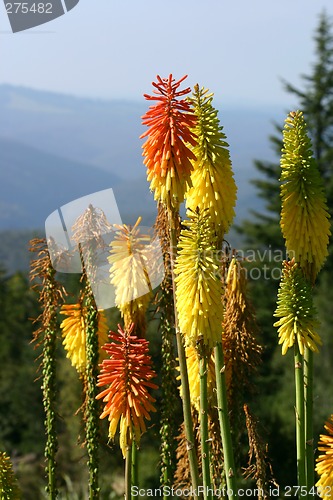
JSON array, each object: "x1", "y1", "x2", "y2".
[
  {"x1": 0, "y1": 84, "x2": 281, "y2": 274},
  {"x1": 0, "y1": 84, "x2": 279, "y2": 229},
  {"x1": 0, "y1": 230, "x2": 42, "y2": 274}
]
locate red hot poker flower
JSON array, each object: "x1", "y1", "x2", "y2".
[
  {"x1": 96, "y1": 324, "x2": 158, "y2": 457},
  {"x1": 141, "y1": 74, "x2": 197, "y2": 210}
]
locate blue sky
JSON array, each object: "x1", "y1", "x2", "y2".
[{"x1": 1, "y1": 0, "x2": 333, "y2": 107}]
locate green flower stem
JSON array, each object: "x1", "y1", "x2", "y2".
[
  {"x1": 78, "y1": 244, "x2": 100, "y2": 499},
  {"x1": 131, "y1": 442, "x2": 138, "y2": 490},
  {"x1": 304, "y1": 347, "x2": 314, "y2": 496},
  {"x1": 43, "y1": 264, "x2": 59, "y2": 500},
  {"x1": 85, "y1": 285, "x2": 100, "y2": 500},
  {"x1": 43, "y1": 325, "x2": 58, "y2": 500},
  {"x1": 30, "y1": 240, "x2": 62, "y2": 499},
  {"x1": 199, "y1": 351, "x2": 213, "y2": 500},
  {"x1": 160, "y1": 299, "x2": 178, "y2": 492},
  {"x1": 168, "y1": 209, "x2": 202, "y2": 499},
  {"x1": 214, "y1": 342, "x2": 237, "y2": 499},
  {"x1": 294, "y1": 344, "x2": 306, "y2": 495},
  {"x1": 125, "y1": 444, "x2": 132, "y2": 500}
]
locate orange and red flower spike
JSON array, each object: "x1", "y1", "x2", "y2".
[
  {"x1": 141, "y1": 74, "x2": 197, "y2": 210},
  {"x1": 96, "y1": 323, "x2": 158, "y2": 457}
]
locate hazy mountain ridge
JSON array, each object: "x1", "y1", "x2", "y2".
[
  {"x1": 0, "y1": 84, "x2": 285, "y2": 271},
  {"x1": 0, "y1": 83, "x2": 283, "y2": 180},
  {"x1": 0, "y1": 137, "x2": 121, "y2": 229},
  {"x1": 0, "y1": 84, "x2": 145, "y2": 179}
]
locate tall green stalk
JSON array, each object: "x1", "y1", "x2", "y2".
[
  {"x1": 304, "y1": 347, "x2": 314, "y2": 496},
  {"x1": 159, "y1": 296, "x2": 178, "y2": 493},
  {"x1": 125, "y1": 444, "x2": 132, "y2": 500},
  {"x1": 155, "y1": 205, "x2": 179, "y2": 491},
  {"x1": 168, "y1": 209, "x2": 202, "y2": 499},
  {"x1": 294, "y1": 344, "x2": 306, "y2": 494},
  {"x1": 30, "y1": 239, "x2": 62, "y2": 499},
  {"x1": 42, "y1": 267, "x2": 58, "y2": 499},
  {"x1": 76, "y1": 237, "x2": 101, "y2": 499},
  {"x1": 214, "y1": 342, "x2": 237, "y2": 499},
  {"x1": 43, "y1": 323, "x2": 58, "y2": 500},
  {"x1": 84, "y1": 283, "x2": 100, "y2": 500},
  {"x1": 131, "y1": 442, "x2": 138, "y2": 489},
  {"x1": 199, "y1": 350, "x2": 213, "y2": 500}
]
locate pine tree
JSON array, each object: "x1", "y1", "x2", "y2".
[
  {"x1": 237, "y1": 132, "x2": 283, "y2": 250},
  {"x1": 239, "y1": 11, "x2": 333, "y2": 248},
  {"x1": 282, "y1": 12, "x2": 333, "y2": 192},
  {"x1": 239, "y1": 11, "x2": 333, "y2": 329},
  {"x1": 238, "y1": 10, "x2": 333, "y2": 487}
]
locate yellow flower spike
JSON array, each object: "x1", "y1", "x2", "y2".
[
  {"x1": 273, "y1": 260, "x2": 321, "y2": 355},
  {"x1": 108, "y1": 218, "x2": 152, "y2": 337},
  {"x1": 280, "y1": 110, "x2": 331, "y2": 283},
  {"x1": 0, "y1": 452, "x2": 20, "y2": 499},
  {"x1": 316, "y1": 415, "x2": 333, "y2": 498},
  {"x1": 60, "y1": 303, "x2": 109, "y2": 373},
  {"x1": 185, "y1": 346, "x2": 216, "y2": 413},
  {"x1": 186, "y1": 85, "x2": 237, "y2": 241},
  {"x1": 174, "y1": 209, "x2": 223, "y2": 348}
]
